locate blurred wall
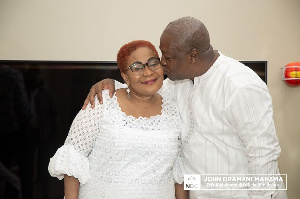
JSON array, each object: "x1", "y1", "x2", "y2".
[{"x1": 0, "y1": 0, "x2": 299, "y2": 198}]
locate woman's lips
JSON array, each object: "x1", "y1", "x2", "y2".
[{"x1": 142, "y1": 78, "x2": 157, "y2": 85}]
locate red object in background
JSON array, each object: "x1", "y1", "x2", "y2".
[{"x1": 283, "y1": 62, "x2": 300, "y2": 87}]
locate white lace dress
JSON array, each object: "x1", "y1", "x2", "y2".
[{"x1": 48, "y1": 90, "x2": 184, "y2": 199}]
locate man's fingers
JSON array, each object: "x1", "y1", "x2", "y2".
[
  {"x1": 93, "y1": 82, "x2": 105, "y2": 104},
  {"x1": 88, "y1": 87, "x2": 96, "y2": 107},
  {"x1": 96, "y1": 88, "x2": 103, "y2": 104},
  {"x1": 89, "y1": 85, "x2": 97, "y2": 97},
  {"x1": 82, "y1": 98, "x2": 89, "y2": 110},
  {"x1": 107, "y1": 83, "x2": 116, "y2": 97},
  {"x1": 82, "y1": 95, "x2": 94, "y2": 109},
  {"x1": 82, "y1": 79, "x2": 114, "y2": 109}
]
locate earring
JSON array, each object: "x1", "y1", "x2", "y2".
[{"x1": 127, "y1": 87, "x2": 130, "y2": 99}]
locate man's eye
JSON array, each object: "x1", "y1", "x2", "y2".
[
  {"x1": 163, "y1": 58, "x2": 171, "y2": 64},
  {"x1": 163, "y1": 56, "x2": 171, "y2": 61}
]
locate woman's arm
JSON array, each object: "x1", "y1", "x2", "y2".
[
  {"x1": 64, "y1": 174, "x2": 80, "y2": 199},
  {"x1": 175, "y1": 183, "x2": 188, "y2": 199}
]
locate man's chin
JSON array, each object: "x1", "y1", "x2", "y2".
[
  {"x1": 164, "y1": 71, "x2": 181, "y2": 81},
  {"x1": 164, "y1": 72, "x2": 176, "y2": 80},
  {"x1": 166, "y1": 75, "x2": 176, "y2": 81}
]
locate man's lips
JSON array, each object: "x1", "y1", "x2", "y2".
[
  {"x1": 142, "y1": 78, "x2": 157, "y2": 85},
  {"x1": 163, "y1": 67, "x2": 169, "y2": 74}
]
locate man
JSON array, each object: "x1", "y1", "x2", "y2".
[{"x1": 83, "y1": 16, "x2": 287, "y2": 198}]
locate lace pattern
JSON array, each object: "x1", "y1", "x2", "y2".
[
  {"x1": 48, "y1": 90, "x2": 183, "y2": 198},
  {"x1": 103, "y1": 92, "x2": 181, "y2": 131}
]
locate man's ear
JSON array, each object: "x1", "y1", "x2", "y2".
[
  {"x1": 121, "y1": 72, "x2": 130, "y2": 86},
  {"x1": 190, "y1": 48, "x2": 198, "y2": 63}
]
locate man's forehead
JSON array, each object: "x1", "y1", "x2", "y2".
[{"x1": 159, "y1": 35, "x2": 171, "y2": 52}]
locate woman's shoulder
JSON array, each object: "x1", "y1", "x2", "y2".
[
  {"x1": 101, "y1": 89, "x2": 113, "y2": 102},
  {"x1": 92, "y1": 89, "x2": 119, "y2": 105},
  {"x1": 81, "y1": 90, "x2": 112, "y2": 112},
  {"x1": 100, "y1": 89, "x2": 123, "y2": 110}
]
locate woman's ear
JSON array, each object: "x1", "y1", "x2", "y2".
[{"x1": 121, "y1": 72, "x2": 130, "y2": 86}]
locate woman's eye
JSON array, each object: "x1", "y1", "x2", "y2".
[
  {"x1": 135, "y1": 68, "x2": 143, "y2": 71},
  {"x1": 133, "y1": 64, "x2": 143, "y2": 70}
]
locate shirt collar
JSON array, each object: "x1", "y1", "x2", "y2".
[{"x1": 193, "y1": 51, "x2": 223, "y2": 83}]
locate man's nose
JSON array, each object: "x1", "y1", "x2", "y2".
[{"x1": 160, "y1": 57, "x2": 167, "y2": 66}]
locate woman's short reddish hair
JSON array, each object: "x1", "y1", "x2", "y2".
[{"x1": 117, "y1": 40, "x2": 159, "y2": 73}]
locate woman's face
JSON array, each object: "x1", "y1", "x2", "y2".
[{"x1": 122, "y1": 47, "x2": 164, "y2": 97}]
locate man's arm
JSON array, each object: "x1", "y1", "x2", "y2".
[
  {"x1": 82, "y1": 78, "x2": 122, "y2": 109},
  {"x1": 227, "y1": 84, "x2": 287, "y2": 198},
  {"x1": 82, "y1": 78, "x2": 176, "y2": 110}
]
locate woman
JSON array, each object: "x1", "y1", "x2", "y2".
[{"x1": 48, "y1": 40, "x2": 186, "y2": 199}]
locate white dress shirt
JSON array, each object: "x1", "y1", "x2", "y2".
[{"x1": 160, "y1": 52, "x2": 287, "y2": 199}]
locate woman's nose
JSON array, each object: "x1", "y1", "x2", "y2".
[{"x1": 143, "y1": 65, "x2": 154, "y2": 76}]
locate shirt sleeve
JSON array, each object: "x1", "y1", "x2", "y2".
[
  {"x1": 114, "y1": 80, "x2": 127, "y2": 89},
  {"x1": 48, "y1": 98, "x2": 103, "y2": 184},
  {"x1": 226, "y1": 84, "x2": 287, "y2": 198},
  {"x1": 158, "y1": 78, "x2": 176, "y2": 101}
]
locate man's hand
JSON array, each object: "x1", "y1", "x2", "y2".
[{"x1": 82, "y1": 78, "x2": 115, "y2": 109}]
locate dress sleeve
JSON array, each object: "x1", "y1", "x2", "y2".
[
  {"x1": 173, "y1": 133, "x2": 186, "y2": 184},
  {"x1": 48, "y1": 99, "x2": 103, "y2": 184},
  {"x1": 172, "y1": 152, "x2": 186, "y2": 184}
]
